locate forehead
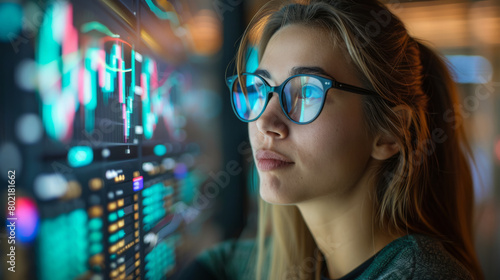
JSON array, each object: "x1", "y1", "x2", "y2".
[{"x1": 258, "y1": 24, "x2": 359, "y2": 84}]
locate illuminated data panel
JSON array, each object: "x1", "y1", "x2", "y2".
[
  {"x1": 141, "y1": 178, "x2": 178, "y2": 279},
  {"x1": 34, "y1": 163, "x2": 105, "y2": 280},
  {"x1": 38, "y1": 208, "x2": 88, "y2": 280},
  {"x1": 139, "y1": 164, "x2": 205, "y2": 278},
  {"x1": 145, "y1": 234, "x2": 179, "y2": 280},
  {"x1": 106, "y1": 177, "x2": 142, "y2": 280},
  {"x1": 1, "y1": 0, "x2": 224, "y2": 279}
]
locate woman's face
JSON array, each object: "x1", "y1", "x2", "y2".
[{"x1": 249, "y1": 24, "x2": 375, "y2": 205}]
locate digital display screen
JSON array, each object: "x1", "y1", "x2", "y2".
[{"x1": 0, "y1": 0, "x2": 224, "y2": 279}]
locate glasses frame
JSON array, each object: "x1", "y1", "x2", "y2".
[{"x1": 226, "y1": 72, "x2": 378, "y2": 125}]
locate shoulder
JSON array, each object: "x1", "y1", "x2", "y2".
[{"x1": 361, "y1": 234, "x2": 473, "y2": 280}]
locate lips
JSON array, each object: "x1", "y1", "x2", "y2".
[{"x1": 255, "y1": 149, "x2": 294, "y2": 171}]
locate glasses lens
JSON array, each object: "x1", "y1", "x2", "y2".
[
  {"x1": 282, "y1": 76, "x2": 326, "y2": 123},
  {"x1": 231, "y1": 74, "x2": 267, "y2": 121}
]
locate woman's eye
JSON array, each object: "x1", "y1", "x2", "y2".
[{"x1": 300, "y1": 85, "x2": 323, "y2": 100}]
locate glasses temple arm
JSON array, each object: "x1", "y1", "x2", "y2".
[{"x1": 335, "y1": 82, "x2": 377, "y2": 96}]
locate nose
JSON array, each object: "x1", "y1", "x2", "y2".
[{"x1": 255, "y1": 92, "x2": 289, "y2": 139}]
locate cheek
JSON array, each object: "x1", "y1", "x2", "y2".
[
  {"x1": 248, "y1": 123, "x2": 258, "y2": 147},
  {"x1": 298, "y1": 104, "x2": 372, "y2": 187},
  {"x1": 297, "y1": 124, "x2": 347, "y2": 168},
  {"x1": 248, "y1": 123, "x2": 263, "y2": 161},
  {"x1": 320, "y1": 97, "x2": 371, "y2": 154}
]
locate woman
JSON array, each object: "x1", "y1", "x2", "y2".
[{"x1": 180, "y1": 0, "x2": 483, "y2": 279}]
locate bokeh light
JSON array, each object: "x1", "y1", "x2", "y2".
[
  {"x1": 0, "y1": 2, "x2": 23, "y2": 42},
  {"x1": 14, "y1": 197, "x2": 39, "y2": 243}
]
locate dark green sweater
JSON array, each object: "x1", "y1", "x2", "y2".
[{"x1": 180, "y1": 234, "x2": 473, "y2": 280}]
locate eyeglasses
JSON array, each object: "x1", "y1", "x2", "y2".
[{"x1": 227, "y1": 72, "x2": 377, "y2": 124}]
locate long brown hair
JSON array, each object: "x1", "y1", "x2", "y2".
[{"x1": 236, "y1": 0, "x2": 483, "y2": 279}]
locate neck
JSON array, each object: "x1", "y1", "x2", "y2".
[{"x1": 296, "y1": 175, "x2": 402, "y2": 279}]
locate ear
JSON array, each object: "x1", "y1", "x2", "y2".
[{"x1": 371, "y1": 133, "x2": 400, "y2": 160}]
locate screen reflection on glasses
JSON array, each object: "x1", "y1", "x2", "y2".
[{"x1": 227, "y1": 72, "x2": 377, "y2": 124}]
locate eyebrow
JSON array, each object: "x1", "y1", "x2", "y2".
[
  {"x1": 253, "y1": 66, "x2": 333, "y2": 80},
  {"x1": 290, "y1": 66, "x2": 331, "y2": 77}
]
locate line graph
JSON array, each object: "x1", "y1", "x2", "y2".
[
  {"x1": 35, "y1": 1, "x2": 194, "y2": 145},
  {"x1": 141, "y1": 57, "x2": 187, "y2": 141},
  {"x1": 37, "y1": 2, "x2": 138, "y2": 143}
]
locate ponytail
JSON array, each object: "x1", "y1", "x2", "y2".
[{"x1": 416, "y1": 40, "x2": 483, "y2": 279}]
